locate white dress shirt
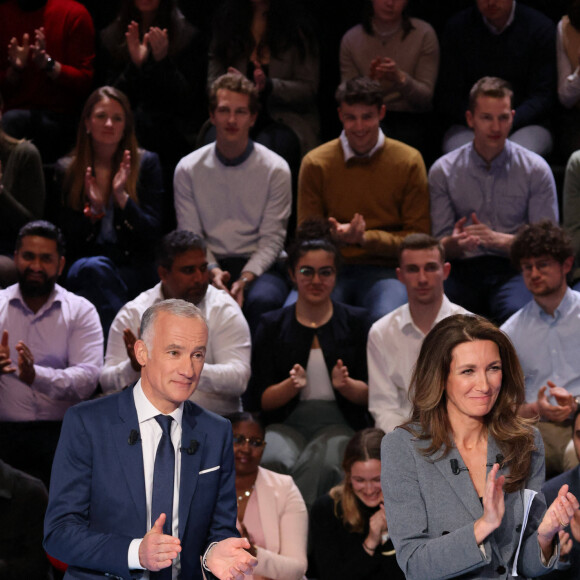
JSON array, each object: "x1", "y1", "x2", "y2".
[
  {"x1": 128, "y1": 381, "x2": 183, "y2": 579},
  {"x1": 368, "y1": 296, "x2": 467, "y2": 433},
  {"x1": 101, "y1": 283, "x2": 251, "y2": 415}
]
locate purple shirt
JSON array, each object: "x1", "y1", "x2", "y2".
[{"x1": 0, "y1": 283, "x2": 103, "y2": 421}]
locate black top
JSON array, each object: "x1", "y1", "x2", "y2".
[
  {"x1": 310, "y1": 493, "x2": 405, "y2": 580},
  {"x1": 250, "y1": 301, "x2": 371, "y2": 429}
]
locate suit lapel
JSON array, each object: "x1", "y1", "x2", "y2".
[
  {"x1": 112, "y1": 387, "x2": 147, "y2": 530},
  {"x1": 178, "y1": 404, "x2": 206, "y2": 539},
  {"x1": 254, "y1": 468, "x2": 280, "y2": 554},
  {"x1": 433, "y1": 444, "x2": 484, "y2": 521}
]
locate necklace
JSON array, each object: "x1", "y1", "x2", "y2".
[{"x1": 237, "y1": 485, "x2": 254, "y2": 504}]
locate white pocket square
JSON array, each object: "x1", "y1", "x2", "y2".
[{"x1": 199, "y1": 465, "x2": 220, "y2": 475}]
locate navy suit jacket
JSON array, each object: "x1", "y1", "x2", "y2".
[
  {"x1": 542, "y1": 466, "x2": 580, "y2": 580},
  {"x1": 44, "y1": 385, "x2": 238, "y2": 580}
]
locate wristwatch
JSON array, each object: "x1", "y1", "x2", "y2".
[
  {"x1": 574, "y1": 395, "x2": 580, "y2": 412},
  {"x1": 44, "y1": 56, "x2": 56, "y2": 73}
]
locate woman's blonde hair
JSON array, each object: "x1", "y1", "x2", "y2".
[
  {"x1": 64, "y1": 86, "x2": 140, "y2": 211},
  {"x1": 403, "y1": 314, "x2": 535, "y2": 493},
  {"x1": 329, "y1": 428, "x2": 385, "y2": 533}
]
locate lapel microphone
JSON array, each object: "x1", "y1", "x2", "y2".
[
  {"x1": 128, "y1": 430, "x2": 140, "y2": 445},
  {"x1": 180, "y1": 439, "x2": 199, "y2": 455},
  {"x1": 450, "y1": 454, "x2": 504, "y2": 475}
]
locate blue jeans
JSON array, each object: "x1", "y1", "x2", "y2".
[
  {"x1": 331, "y1": 264, "x2": 407, "y2": 323},
  {"x1": 444, "y1": 256, "x2": 532, "y2": 324},
  {"x1": 218, "y1": 257, "x2": 291, "y2": 337},
  {"x1": 66, "y1": 256, "x2": 157, "y2": 338}
]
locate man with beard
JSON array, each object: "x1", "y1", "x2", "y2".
[
  {"x1": 501, "y1": 221, "x2": 580, "y2": 478},
  {"x1": 0, "y1": 220, "x2": 103, "y2": 486},
  {"x1": 100, "y1": 230, "x2": 251, "y2": 415}
]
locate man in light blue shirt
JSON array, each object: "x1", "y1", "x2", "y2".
[
  {"x1": 501, "y1": 221, "x2": 580, "y2": 477},
  {"x1": 429, "y1": 76, "x2": 558, "y2": 323}
]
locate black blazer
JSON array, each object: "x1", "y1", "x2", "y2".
[{"x1": 250, "y1": 301, "x2": 371, "y2": 430}]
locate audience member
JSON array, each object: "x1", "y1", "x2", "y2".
[
  {"x1": 174, "y1": 73, "x2": 291, "y2": 336},
  {"x1": 542, "y1": 408, "x2": 580, "y2": 580},
  {"x1": 501, "y1": 221, "x2": 580, "y2": 478},
  {"x1": 382, "y1": 314, "x2": 577, "y2": 579},
  {"x1": 99, "y1": 0, "x2": 206, "y2": 228},
  {"x1": 101, "y1": 230, "x2": 251, "y2": 416},
  {"x1": 0, "y1": 0, "x2": 95, "y2": 162},
  {"x1": 208, "y1": 0, "x2": 319, "y2": 157},
  {"x1": 227, "y1": 412, "x2": 308, "y2": 580},
  {"x1": 368, "y1": 234, "x2": 468, "y2": 434},
  {"x1": 429, "y1": 76, "x2": 558, "y2": 323},
  {"x1": 0, "y1": 90, "x2": 44, "y2": 288},
  {"x1": 44, "y1": 299, "x2": 258, "y2": 580},
  {"x1": 340, "y1": 0, "x2": 439, "y2": 154},
  {"x1": 563, "y1": 147, "x2": 580, "y2": 289},
  {"x1": 56, "y1": 86, "x2": 164, "y2": 336},
  {"x1": 438, "y1": 0, "x2": 556, "y2": 156},
  {"x1": 298, "y1": 76, "x2": 429, "y2": 323},
  {"x1": 310, "y1": 427, "x2": 404, "y2": 580},
  {"x1": 251, "y1": 221, "x2": 371, "y2": 508},
  {"x1": 0, "y1": 458, "x2": 51, "y2": 579},
  {"x1": 0, "y1": 220, "x2": 103, "y2": 487},
  {"x1": 556, "y1": 0, "x2": 580, "y2": 159}
]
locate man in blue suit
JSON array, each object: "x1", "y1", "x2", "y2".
[
  {"x1": 543, "y1": 409, "x2": 580, "y2": 579},
  {"x1": 44, "y1": 299, "x2": 257, "y2": 579}
]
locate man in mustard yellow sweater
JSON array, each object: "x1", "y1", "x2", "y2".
[{"x1": 297, "y1": 77, "x2": 430, "y2": 322}]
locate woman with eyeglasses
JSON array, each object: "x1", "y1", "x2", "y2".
[
  {"x1": 310, "y1": 428, "x2": 405, "y2": 580},
  {"x1": 250, "y1": 220, "x2": 371, "y2": 507},
  {"x1": 226, "y1": 412, "x2": 308, "y2": 580}
]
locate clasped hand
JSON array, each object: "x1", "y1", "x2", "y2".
[
  {"x1": 328, "y1": 213, "x2": 365, "y2": 245},
  {"x1": 537, "y1": 381, "x2": 576, "y2": 422}
]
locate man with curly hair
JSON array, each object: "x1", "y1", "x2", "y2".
[{"x1": 501, "y1": 220, "x2": 580, "y2": 477}]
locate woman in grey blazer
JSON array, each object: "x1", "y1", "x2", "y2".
[{"x1": 382, "y1": 314, "x2": 579, "y2": 579}]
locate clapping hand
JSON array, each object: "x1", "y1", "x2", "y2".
[
  {"x1": 126, "y1": 21, "x2": 149, "y2": 68},
  {"x1": 123, "y1": 328, "x2": 141, "y2": 372},
  {"x1": 147, "y1": 27, "x2": 168, "y2": 62},
  {"x1": 289, "y1": 364, "x2": 307, "y2": 389},
  {"x1": 112, "y1": 150, "x2": 131, "y2": 209},
  {"x1": 8, "y1": 32, "x2": 31, "y2": 72},
  {"x1": 332, "y1": 359, "x2": 350, "y2": 390},
  {"x1": 205, "y1": 537, "x2": 258, "y2": 580}
]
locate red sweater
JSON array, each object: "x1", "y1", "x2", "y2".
[{"x1": 0, "y1": 0, "x2": 94, "y2": 112}]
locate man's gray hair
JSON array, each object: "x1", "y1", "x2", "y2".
[{"x1": 140, "y1": 299, "x2": 207, "y2": 349}]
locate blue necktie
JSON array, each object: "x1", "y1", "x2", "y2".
[{"x1": 151, "y1": 415, "x2": 174, "y2": 580}]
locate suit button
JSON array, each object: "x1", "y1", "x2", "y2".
[
  {"x1": 515, "y1": 524, "x2": 522, "y2": 532},
  {"x1": 496, "y1": 566, "x2": 506, "y2": 574},
  {"x1": 441, "y1": 531, "x2": 449, "y2": 535}
]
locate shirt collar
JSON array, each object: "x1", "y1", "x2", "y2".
[
  {"x1": 134, "y1": 380, "x2": 184, "y2": 427},
  {"x1": 401, "y1": 295, "x2": 453, "y2": 335},
  {"x1": 482, "y1": 1, "x2": 516, "y2": 34},
  {"x1": 535, "y1": 286, "x2": 575, "y2": 321},
  {"x1": 340, "y1": 129, "x2": 385, "y2": 162},
  {"x1": 469, "y1": 140, "x2": 510, "y2": 170},
  {"x1": 6, "y1": 282, "x2": 63, "y2": 315},
  {"x1": 214, "y1": 140, "x2": 254, "y2": 167}
]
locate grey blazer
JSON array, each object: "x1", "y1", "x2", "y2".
[{"x1": 381, "y1": 427, "x2": 558, "y2": 579}]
